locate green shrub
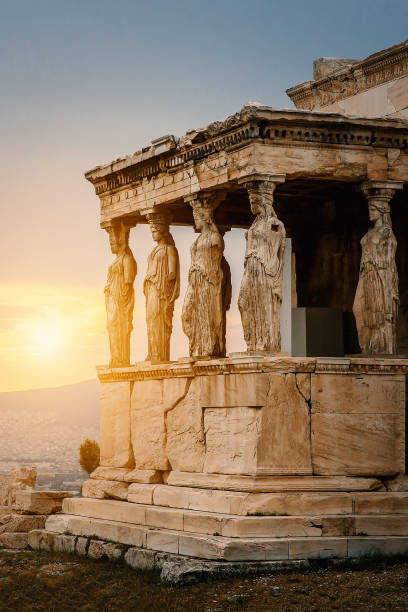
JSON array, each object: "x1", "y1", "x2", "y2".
[{"x1": 79, "y1": 439, "x2": 100, "y2": 474}]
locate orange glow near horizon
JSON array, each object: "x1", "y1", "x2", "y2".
[{"x1": 0, "y1": 283, "x2": 108, "y2": 392}]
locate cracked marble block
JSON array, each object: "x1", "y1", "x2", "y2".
[
  {"x1": 100, "y1": 382, "x2": 134, "y2": 468},
  {"x1": 311, "y1": 374, "x2": 405, "y2": 476},
  {"x1": 131, "y1": 379, "x2": 170, "y2": 471},
  {"x1": 202, "y1": 373, "x2": 312, "y2": 476},
  {"x1": 125, "y1": 371, "x2": 313, "y2": 477}
]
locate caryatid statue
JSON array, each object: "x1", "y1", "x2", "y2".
[
  {"x1": 144, "y1": 211, "x2": 180, "y2": 362},
  {"x1": 353, "y1": 181, "x2": 403, "y2": 355},
  {"x1": 182, "y1": 193, "x2": 231, "y2": 357},
  {"x1": 238, "y1": 174, "x2": 286, "y2": 353},
  {"x1": 104, "y1": 221, "x2": 137, "y2": 367}
]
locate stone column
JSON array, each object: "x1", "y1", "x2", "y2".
[
  {"x1": 143, "y1": 210, "x2": 180, "y2": 362},
  {"x1": 181, "y1": 192, "x2": 231, "y2": 357},
  {"x1": 353, "y1": 180, "x2": 403, "y2": 355},
  {"x1": 238, "y1": 173, "x2": 286, "y2": 353},
  {"x1": 104, "y1": 220, "x2": 137, "y2": 367}
]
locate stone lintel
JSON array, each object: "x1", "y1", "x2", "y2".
[{"x1": 238, "y1": 173, "x2": 286, "y2": 187}]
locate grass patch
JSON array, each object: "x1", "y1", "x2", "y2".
[{"x1": 0, "y1": 549, "x2": 407, "y2": 611}]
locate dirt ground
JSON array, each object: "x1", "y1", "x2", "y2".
[{"x1": 0, "y1": 550, "x2": 407, "y2": 611}]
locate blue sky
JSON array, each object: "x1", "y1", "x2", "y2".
[{"x1": 0, "y1": 0, "x2": 407, "y2": 389}]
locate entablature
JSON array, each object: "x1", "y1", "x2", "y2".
[{"x1": 85, "y1": 104, "x2": 408, "y2": 227}]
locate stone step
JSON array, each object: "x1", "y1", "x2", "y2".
[
  {"x1": 30, "y1": 517, "x2": 408, "y2": 562},
  {"x1": 127, "y1": 483, "x2": 408, "y2": 516},
  {"x1": 163, "y1": 472, "x2": 383, "y2": 492},
  {"x1": 60, "y1": 498, "x2": 408, "y2": 538}
]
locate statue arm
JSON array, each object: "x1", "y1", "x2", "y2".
[
  {"x1": 167, "y1": 246, "x2": 178, "y2": 281},
  {"x1": 123, "y1": 254, "x2": 137, "y2": 285}
]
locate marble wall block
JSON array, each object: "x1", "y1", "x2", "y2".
[
  {"x1": 200, "y1": 373, "x2": 269, "y2": 407},
  {"x1": 131, "y1": 379, "x2": 170, "y2": 471},
  {"x1": 256, "y1": 373, "x2": 312, "y2": 475},
  {"x1": 201, "y1": 372, "x2": 312, "y2": 476},
  {"x1": 100, "y1": 382, "x2": 134, "y2": 468},
  {"x1": 311, "y1": 374, "x2": 405, "y2": 476},
  {"x1": 166, "y1": 378, "x2": 205, "y2": 472},
  {"x1": 203, "y1": 406, "x2": 262, "y2": 475}
]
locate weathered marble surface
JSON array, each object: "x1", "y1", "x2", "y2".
[
  {"x1": 144, "y1": 212, "x2": 179, "y2": 362},
  {"x1": 238, "y1": 174, "x2": 286, "y2": 353},
  {"x1": 353, "y1": 182, "x2": 402, "y2": 355},
  {"x1": 311, "y1": 373, "x2": 404, "y2": 413},
  {"x1": 166, "y1": 378, "x2": 205, "y2": 472},
  {"x1": 131, "y1": 379, "x2": 169, "y2": 471},
  {"x1": 182, "y1": 194, "x2": 230, "y2": 357},
  {"x1": 100, "y1": 382, "x2": 133, "y2": 468},
  {"x1": 104, "y1": 221, "x2": 137, "y2": 367},
  {"x1": 311, "y1": 373, "x2": 405, "y2": 476},
  {"x1": 98, "y1": 366, "x2": 405, "y2": 479}
]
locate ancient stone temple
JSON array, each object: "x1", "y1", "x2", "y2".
[{"x1": 31, "y1": 41, "x2": 408, "y2": 575}]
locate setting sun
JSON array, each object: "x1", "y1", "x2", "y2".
[{"x1": 30, "y1": 320, "x2": 64, "y2": 356}]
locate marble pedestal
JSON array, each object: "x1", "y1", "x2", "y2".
[
  {"x1": 96, "y1": 355, "x2": 405, "y2": 479},
  {"x1": 30, "y1": 356, "x2": 408, "y2": 570}
]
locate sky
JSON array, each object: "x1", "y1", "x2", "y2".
[{"x1": 0, "y1": 0, "x2": 407, "y2": 391}]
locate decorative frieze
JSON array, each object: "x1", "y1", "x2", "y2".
[
  {"x1": 96, "y1": 356, "x2": 408, "y2": 383},
  {"x1": 287, "y1": 40, "x2": 408, "y2": 111}
]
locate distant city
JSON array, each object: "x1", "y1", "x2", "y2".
[{"x1": 0, "y1": 379, "x2": 99, "y2": 493}]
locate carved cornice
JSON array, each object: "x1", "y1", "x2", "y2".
[
  {"x1": 96, "y1": 356, "x2": 408, "y2": 382},
  {"x1": 85, "y1": 105, "x2": 408, "y2": 200},
  {"x1": 287, "y1": 40, "x2": 408, "y2": 110}
]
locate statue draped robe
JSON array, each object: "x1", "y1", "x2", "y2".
[
  {"x1": 182, "y1": 229, "x2": 225, "y2": 357},
  {"x1": 238, "y1": 213, "x2": 285, "y2": 352},
  {"x1": 353, "y1": 223, "x2": 398, "y2": 354},
  {"x1": 105, "y1": 247, "x2": 137, "y2": 366},
  {"x1": 144, "y1": 243, "x2": 180, "y2": 362}
]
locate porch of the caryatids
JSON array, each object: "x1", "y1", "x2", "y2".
[
  {"x1": 182, "y1": 191, "x2": 231, "y2": 358},
  {"x1": 353, "y1": 180, "x2": 404, "y2": 355},
  {"x1": 143, "y1": 210, "x2": 180, "y2": 362},
  {"x1": 238, "y1": 173, "x2": 286, "y2": 353},
  {"x1": 104, "y1": 220, "x2": 137, "y2": 367}
]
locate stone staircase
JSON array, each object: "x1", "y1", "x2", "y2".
[{"x1": 29, "y1": 481, "x2": 408, "y2": 563}]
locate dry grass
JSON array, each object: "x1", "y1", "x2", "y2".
[{"x1": 0, "y1": 550, "x2": 407, "y2": 611}]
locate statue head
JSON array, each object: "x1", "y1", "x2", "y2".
[
  {"x1": 147, "y1": 211, "x2": 174, "y2": 245},
  {"x1": 108, "y1": 222, "x2": 130, "y2": 255},
  {"x1": 193, "y1": 206, "x2": 214, "y2": 231},
  {"x1": 368, "y1": 199, "x2": 391, "y2": 226},
  {"x1": 247, "y1": 182, "x2": 277, "y2": 217}
]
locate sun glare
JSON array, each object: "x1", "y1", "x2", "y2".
[{"x1": 31, "y1": 321, "x2": 64, "y2": 356}]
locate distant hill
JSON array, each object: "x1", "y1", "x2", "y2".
[{"x1": 0, "y1": 379, "x2": 99, "y2": 473}]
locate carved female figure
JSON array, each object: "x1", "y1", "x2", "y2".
[
  {"x1": 104, "y1": 222, "x2": 137, "y2": 367},
  {"x1": 144, "y1": 215, "x2": 180, "y2": 362},
  {"x1": 238, "y1": 183, "x2": 286, "y2": 352},
  {"x1": 353, "y1": 199, "x2": 399, "y2": 354},
  {"x1": 182, "y1": 199, "x2": 228, "y2": 357}
]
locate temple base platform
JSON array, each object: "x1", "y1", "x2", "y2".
[
  {"x1": 30, "y1": 356, "x2": 408, "y2": 577},
  {"x1": 29, "y1": 477, "x2": 408, "y2": 581}
]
